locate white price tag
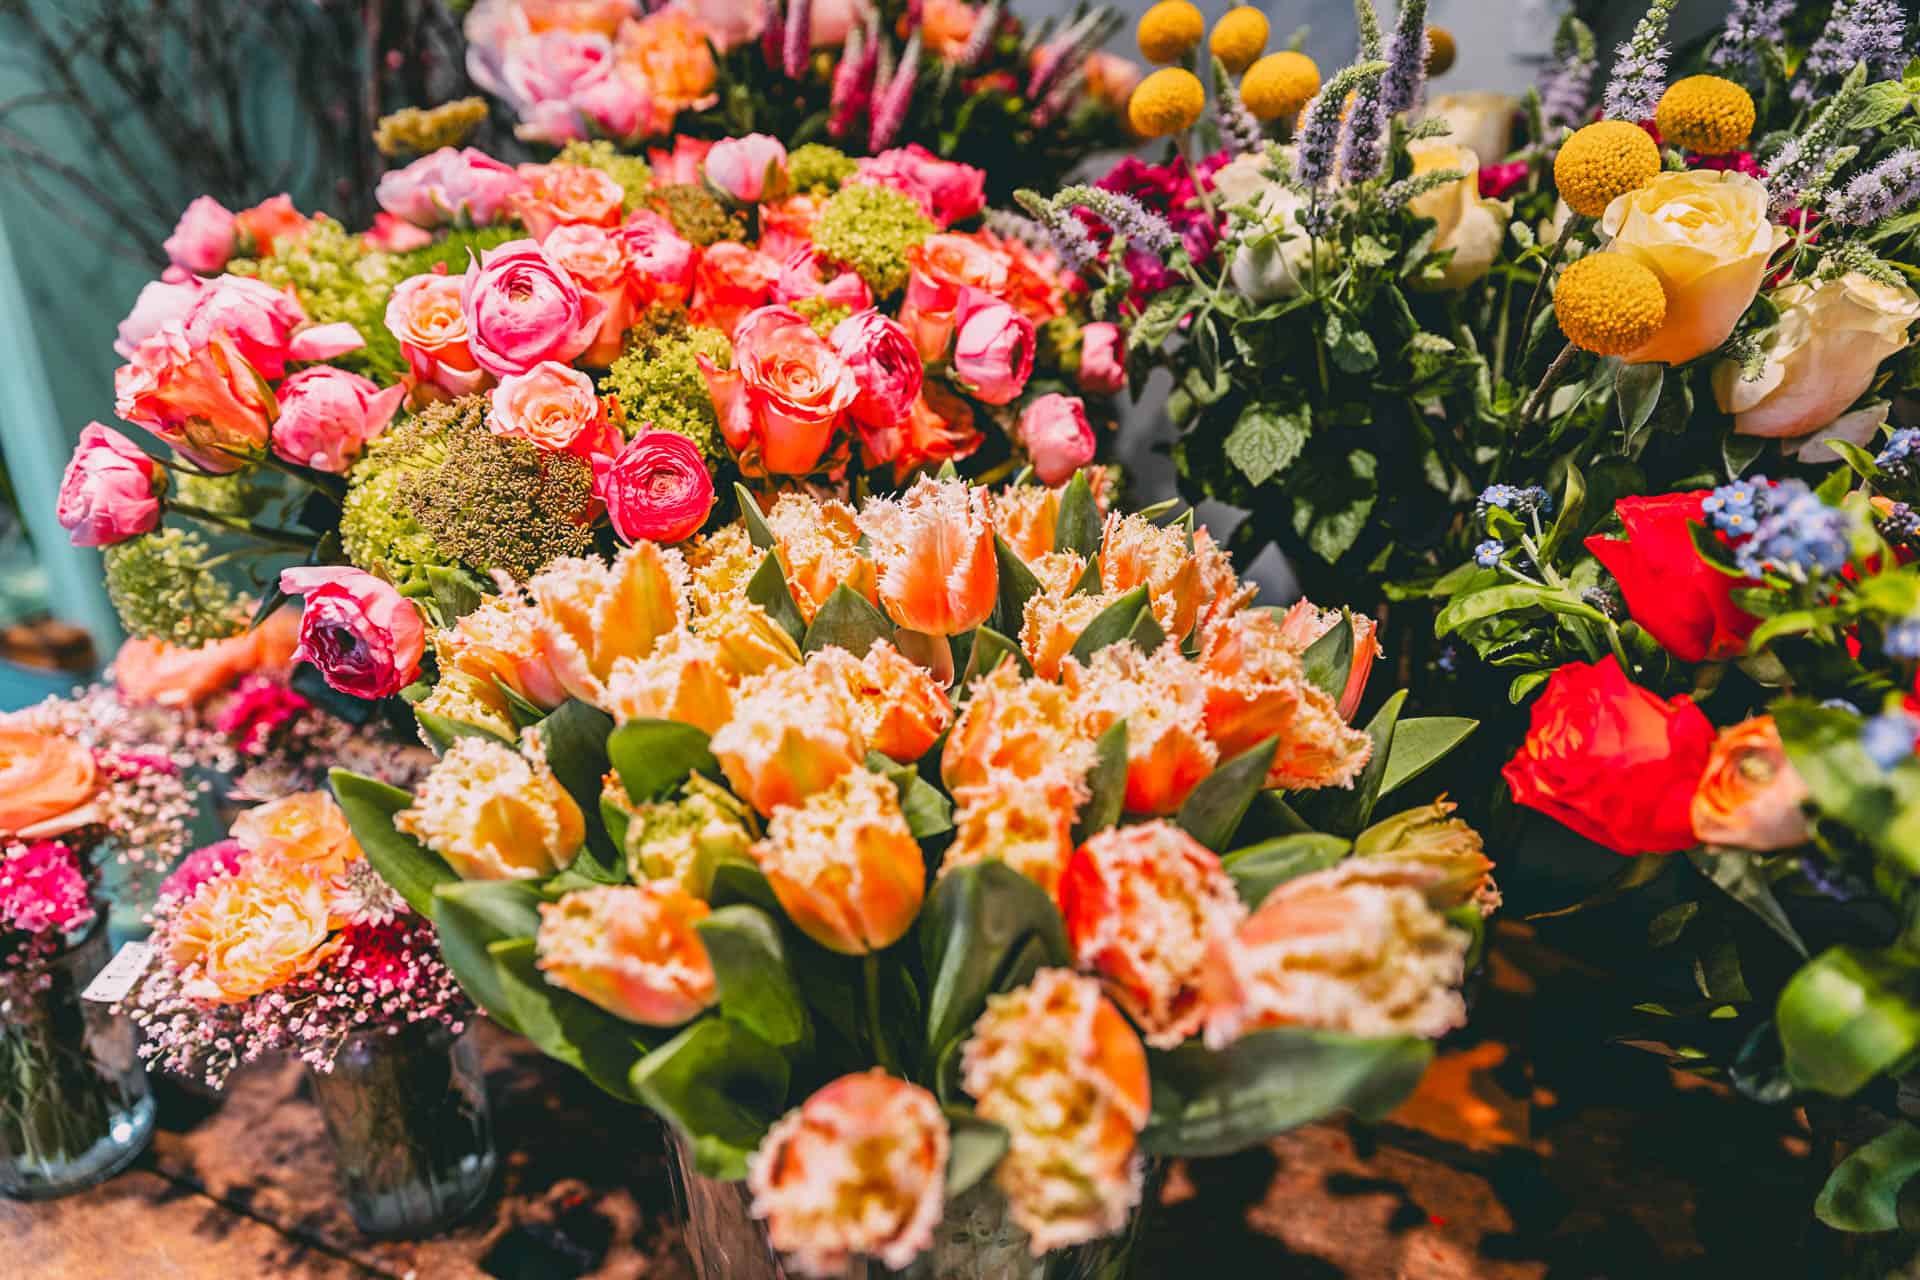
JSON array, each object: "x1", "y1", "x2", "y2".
[{"x1": 81, "y1": 941, "x2": 153, "y2": 1004}]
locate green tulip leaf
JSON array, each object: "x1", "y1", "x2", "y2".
[
  {"x1": 746, "y1": 551, "x2": 807, "y2": 644},
  {"x1": 1377, "y1": 716, "x2": 1478, "y2": 801},
  {"x1": 696, "y1": 905, "x2": 814, "y2": 1054},
  {"x1": 944, "y1": 1108, "x2": 1010, "y2": 1199},
  {"x1": 1069, "y1": 586, "x2": 1151, "y2": 663},
  {"x1": 430, "y1": 879, "x2": 546, "y2": 1037},
  {"x1": 803, "y1": 585, "x2": 895, "y2": 656},
  {"x1": 1177, "y1": 735, "x2": 1280, "y2": 852},
  {"x1": 1053, "y1": 471, "x2": 1101, "y2": 558},
  {"x1": 535, "y1": 699, "x2": 623, "y2": 883},
  {"x1": 1074, "y1": 720, "x2": 1129, "y2": 843},
  {"x1": 631, "y1": 1018, "x2": 791, "y2": 1181},
  {"x1": 1299, "y1": 613, "x2": 1355, "y2": 704},
  {"x1": 490, "y1": 937, "x2": 658, "y2": 1103},
  {"x1": 920, "y1": 863, "x2": 1070, "y2": 1066},
  {"x1": 1222, "y1": 833, "x2": 1353, "y2": 907},
  {"x1": 990, "y1": 534, "x2": 1044, "y2": 638},
  {"x1": 608, "y1": 718, "x2": 720, "y2": 804},
  {"x1": 330, "y1": 769, "x2": 457, "y2": 920}
]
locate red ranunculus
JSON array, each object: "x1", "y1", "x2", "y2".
[
  {"x1": 594, "y1": 430, "x2": 715, "y2": 543},
  {"x1": 1585, "y1": 492, "x2": 1758, "y2": 663},
  {"x1": 1502, "y1": 656, "x2": 1714, "y2": 855}
]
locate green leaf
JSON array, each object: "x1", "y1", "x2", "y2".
[
  {"x1": 329, "y1": 770, "x2": 457, "y2": 920},
  {"x1": 431, "y1": 879, "x2": 546, "y2": 1037},
  {"x1": 1526, "y1": 852, "x2": 1673, "y2": 920},
  {"x1": 1299, "y1": 613, "x2": 1355, "y2": 704},
  {"x1": 1816, "y1": 1121, "x2": 1920, "y2": 1232},
  {"x1": 709, "y1": 859, "x2": 782, "y2": 914},
  {"x1": 490, "y1": 938, "x2": 655, "y2": 1102},
  {"x1": 1377, "y1": 717, "x2": 1477, "y2": 800},
  {"x1": 631, "y1": 1018, "x2": 791, "y2": 1181},
  {"x1": 1142, "y1": 1028, "x2": 1433, "y2": 1157},
  {"x1": 734, "y1": 481, "x2": 775, "y2": 549},
  {"x1": 1073, "y1": 720, "x2": 1129, "y2": 842},
  {"x1": 1685, "y1": 848, "x2": 1806, "y2": 957},
  {"x1": 1178, "y1": 736, "x2": 1280, "y2": 852},
  {"x1": 867, "y1": 756, "x2": 955, "y2": 839},
  {"x1": 535, "y1": 700, "x2": 622, "y2": 883},
  {"x1": 1053, "y1": 470, "x2": 1101, "y2": 558},
  {"x1": 1290, "y1": 450, "x2": 1377, "y2": 564},
  {"x1": 1222, "y1": 834, "x2": 1352, "y2": 907},
  {"x1": 746, "y1": 551, "x2": 807, "y2": 644},
  {"x1": 413, "y1": 707, "x2": 512, "y2": 753},
  {"x1": 1616, "y1": 362, "x2": 1664, "y2": 448},
  {"x1": 1435, "y1": 583, "x2": 1553, "y2": 637},
  {"x1": 920, "y1": 863, "x2": 1071, "y2": 1062},
  {"x1": 802, "y1": 585, "x2": 894, "y2": 655},
  {"x1": 1223, "y1": 402, "x2": 1309, "y2": 487},
  {"x1": 990, "y1": 534, "x2": 1044, "y2": 638},
  {"x1": 1779, "y1": 946, "x2": 1920, "y2": 1097},
  {"x1": 956, "y1": 626, "x2": 1028, "y2": 689},
  {"x1": 607, "y1": 718, "x2": 719, "y2": 803},
  {"x1": 1068, "y1": 586, "x2": 1151, "y2": 663},
  {"x1": 943, "y1": 1109, "x2": 1010, "y2": 1199},
  {"x1": 1647, "y1": 900, "x2": 1699, "y2": 948},
  {"x1": 424, "y1": 564, "x2": 489, "y2": 625},
  {"x1": 696, "y1": 905, "x2": 813, "y2": 1054}
]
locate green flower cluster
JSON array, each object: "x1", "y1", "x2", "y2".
[
  {"x1": 599, "y1": 309, "x2": 732, "y2": 461},
  {"x1": 792, "y1": 295, "x2": 853, "y2": 336},
  {"x1": 812, "y1": 183, "x2": 935, "y2": 299},
  {"x1": 340, "y1": 425, "x2": 456, "y2": 595},
  {"x1": 647, "y1": 184, "x2": 745, "y2": 247},
  {"x1": 556, "y1": 140, "x2": 655, "y2": 211},
  {"x1": 374, "y1": 97, "x2": 490, "y2": 157},
  {"x1": 787, "y1": 143, "x2": 857, "y2": 194},
  {"x1": 102, "y1": 527, "x2": 244, "y2": 648}
]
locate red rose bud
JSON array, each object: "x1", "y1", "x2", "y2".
[
  {"x1": 1502, "y1": 655, "x2": 1714, "y2": 855},
  {"x1": 1585, "y1": 492, "x2": 1757, "y2": 664},
  {"x1": 595, "y1": 430, "x2": 716, "y2": 544}
]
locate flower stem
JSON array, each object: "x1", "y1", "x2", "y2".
[
  {"x1": 169, "y1": 502, "x2": 314, "y2": 550},
  {"x1": 863, "y1": 954, "x2": 902, "y2": 1079}
]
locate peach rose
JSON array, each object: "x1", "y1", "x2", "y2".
[
  {"x1": 385, "y1": 271, "x2": 487, "y2": 396},
  {"x1": 167, "y1": 866, "x2": 341, "y2": 1003},
  {"x1": 488, "y1": 359, "x2": 608, "y2": 452},
  {"x1": 396, "y1": 733, "x2": 586, "y2": 880},
  {"x1": 230, "y1": 792, "x2": 360, "y2": 882},
  {"x1": 700, "y1": 305, "x2": 855, "y2": 475},
  {"x1": 857, "y1": 476, "x2": 998, "y2": 637},
  {"x1": 690, "y1": 241, "x2": 781, "y2": 338},
  {"x1": 617, "y1": 8, "x2": 719, "y2": 129},
  {"x1": 513, "y1": 162, "x2": 626, "y2": 240},
  {"x1": 1690, "y1": 714, "x2": 1810, "y2": 851},
  {"x1": 113, "y1": 327, "x2": 273, "y2": 474},
  {"x1": 0, "y1": 727, "x2": 99, "y2": 839},
  {"x1": 536, "y1": 882, "x2": 716, "y2": 1024},
  {"x1": 542, "y1": 223, "x2": 636, "y2": 368},
  {"x1": 750, "y1": 764, "x2": 925, "y2": 955}
]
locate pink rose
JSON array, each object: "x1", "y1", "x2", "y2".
[
  {"x1": 542, "y1": 223, "x2": 633, "y2": 366},
  {"x1": 385, "y1": 271, "x2": 487, "y2": 396},
  {"x1": 376, "y1": 147, "x2": 530, "y2": 229},
  {"x1": 830, "y1": 309, "x2": 923, "y2": 445},
  {"x1": 502, "y1": 28, "x2": 614, "y2": 110},
  {"x1": 114, "y1": 328, "x2": 274, "y2": 473},
  {"x1": 669, "y1": 0, "x2": 765, "y2": 51},
  {"x1": 1077, "y1": 321, "x2": 1126, "y2": 395},
  {"x1": 809, "y1": 0, "x2": 858, "y2": 46},
  {"x1": 771, "y1": 246, "x2": 873, "y2": 312},
  {"x1": 594, "y1": 430, "x2": 716, "y2": 543},
  {"x1": 182, "y1": 275, "x2": 363, "y2": 381},
  {"x1": 1017, "y1": 394, "x2": 1097, "y2": 486},
  {"x1": 704, "y1": 133, "x2": 790, "y2": 203},
  {"x1": 115, "y1": 273, "x2": 206, "y2": 359},
  {"x1": 575, "y1": 72, "x2": 652, "y2": 142},
  {"x1": 621, "y1": 210, "x2": 697, "y2": 309},
  {"x1": 365, "y1": 212, "x2": 435, "y2": 252},
  {"x1": 57, "y1": 423, "x2": 164, "y2": 548},
  {"x1": 164, "y1": 196, "x2": 238, "y2": 274},
  {"x1": 900, "y1": 234, "x2": 1009, "y2": 361},
  {"x1": 488, "y1": 360, "x2": 610, "y2": 453},
  {"x1": 461, "y1": 239, "x2": 607, "y2": 378},
  {"x1": 850, "y1": 146, "x2": 986, "y2": 228},
  {"x1": 279, "y1": 566, "x2": 426, "y2": 700},
  {"x1": 699, "y1": 305, "x2": 856, "y2": 475},
  {"x1": 271, "y1": 367, "x2": 406, "y2": 473},
  {"x1": 951, "y1": 288, "x2": 1035, "y2": 405},
  {"x1": 647, "y1": 136, "x2": 714, "y2": 185}
]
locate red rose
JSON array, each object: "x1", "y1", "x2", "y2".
[
  {"x1": 1502, "y1": 656, "x2": 1714, "y2": 855},
  {"x1": 1585, "y1": 491, "x2": 1758, "y2": 663},
  {"x1": 594, "y1": 430, "x2": 715, "y2": 544}
]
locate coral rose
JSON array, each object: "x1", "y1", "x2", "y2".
[
  {"x1": 232, "y1": 195, "x2": 311, "y2": 258},
  {"x1": 857, "y1": 476, "x2": 998, "y2": 637},
  {"x1": 594, "y1": 430, "x2": 716, "y2": 544},
  {"x1": 542, "y1": 223, "x2": 637, "y2": 368},
  {"x1": 690, "y1": 241, "x2": 781, "y2": 337},
  {"x1": 0, "y1": 727, "x2": 99, "y2": 839},
  {"x1": 488, "y1": 359, "x2": 609, "y2": 452},
  {"x1": 280, "y1": 566, "x2": 426, "y2": 701},
  {"x1": 386, "y1": 271, "x2": 487, "y2": 396},
  {"x1": 461, "y1": 238, "x2": 607, "y2": 378},
  {"x1": 900, "y1": 234, "x2": 1009, "y2": 360},
  {"x1": 397, "y1": 732, "x2": 586, "y2": 880},
  {"x1": 1585, "y1": 492, "x2": 1758, "y2": 664},
  {"x1": 271, "y1": 367, "x2": 406, "y2": 473},
  {"x1": 700, "y1": 305, "x2": 855, "y2": 475},
  {"x1": 1690, "y1": 715, "x2": 1810, "y2": 851},
  {"x1": 113, "y1": 327, "x2": 273, "y2": 473},
  {"x1": 513, "y1": 162, "x2": 625, "y2": 240},
  {"x1": 58, "y1": 423, "x2": 164, "y2": 548},
  {"x1": 750, "y1": 764, "x2": 925, "y2": 955},
  {"x1": 1503, "y1": 655, "x2": 1714, "y2": 855},
  {"x1": 113, "y1": 609, "x2": 298, "y2": 708},
  {"x1": 536, "y1": 882, "x2": 716, "y2": 1025}
]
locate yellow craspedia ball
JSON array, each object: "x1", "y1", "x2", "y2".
[
  {"x1": 1137, "y1": 0, "x2": 1205, "y2": 65},
  {"x1": 1209, "y1": 7, "x2": 1270, "y2": 75},
  {"x1": 1128, "y1": 67, "x2": 1207, "y2": 138},
  {"x1": 1425, "y1": 25, "x2": 1456, "y2": 76},
  {"x1": 1554, "y1": 253, "x2": 1668, "y2": 357},
  {"x1": 1239, "y1": 50, "x2": 1321, "y2": 122},
  {"x1": 1655, "y1": 75, "x2": 1757, "y2": 157},
  {"x1": 1554, "y1": 120, "x2": 1662, "y2": 218}
]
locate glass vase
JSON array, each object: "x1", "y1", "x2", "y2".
[
  {"x1": 305, "y1": 1020, "x2": 496, "y2": 1238},
  {"x1": 0, "y1": 918, "x2": 155, "y2": 1198},
  {"x1": 667, "y1": 1129, "x2": 1150, "y2": 1280}
]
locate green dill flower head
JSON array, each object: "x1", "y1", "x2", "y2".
[
  {"x1": 787, "y1": 143, "x2": 858, "y2": 193},
  {"x1": 813, "y1": 184, "x2": 935, "y2": 299},
  {"x1": 103, "y1": 527, "x2": 245, "y2": 648},
  {"x1": 340, "y1": 429, "x2": 455, "y2": 593},
  {"x1": 792, "y1": 295, "x2": 853, "y2": 336},
  {"x1": 599, "y1": 309, "x2": 732, "y2": 461},
  {"x1": 648, "y1": 184, "x2": 746, "y2": 247},
  {"x1": 374, "y1": 98, "x2": 490, "y2": 157},
  {"x1": 556, "y1": 140, "x2": 655, "y2": 212}
]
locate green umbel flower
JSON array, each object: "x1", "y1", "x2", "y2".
[
  {"x1": 812, "y1": 183, "x2": 936, "y2": 299},
  {"x1": 788, "y1": 143, "x2": 858, "y2": 194},
  {"x1": 103, "y1": 527, "x2": 245, "y2": 648},
  {"x1": 599, "y1": 308, "x2": 733, "y2": 461}
]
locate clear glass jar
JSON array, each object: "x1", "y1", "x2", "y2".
[
  {"x1": 305, "y1": 1020, "x2": 496, "y2": 1238},
  {"x1": 0, "y1": 918, "x2": 155, "y2": 1199},
  {"x1": 667, "y1": 1129, "x2": 1151, "y2": 1279}
]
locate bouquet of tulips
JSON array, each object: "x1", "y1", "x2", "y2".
[
  {"x1": 328, "y1": 467, "x2": 1494, "y2": 1273},
  {"x1": 455, "y1": 0, "x2": 1136, "y2": 200}
]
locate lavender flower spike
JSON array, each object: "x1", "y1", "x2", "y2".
[
  {"x1": 1603, "y1": 0, "x2": 1676, "y2": 122},
  {"x1": 1339, "y1": 67, "x2": 1389, "y2": 183},
  {"x1": 783, "y1": 0, "x2": 812, "y2": 79},
  {"x1": 869, "y1": 33, "x2": 922, "y2": 153},
  {"x1": 1827, "y1": 148, "x2": 1920, "y2": 227},
  {"x1": 1295, "y1": 60, "x2": 1387, "y2": 190},
  {"x1": 1211, "y1": 55, "x2": 1265, "y2": 157},
  {"x1": 1378, "y1": 0, "x2": 1429, "y2": 117},
  {"x1": 1799, "y1": 0, "x2": 1908, "y2": 102},
  {"x1": 1054, "y1": 185, "x2": 1178, "y2": 254},
  {"x1": 1710, "y1": 0, "x2": 1792, "y2": 74},
  {"x1": 1539, "y1": 16, "x2": 1597, "y2": 129}
]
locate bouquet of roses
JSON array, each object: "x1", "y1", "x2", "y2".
[
  {"x1": 327, "y1": 466, "x2": 1493, "y2": 1273},
  {"x1": 71, "y1": 129, "x2": 1123, "y2": 686},
  {"x1": 455, "y1": 0, "x2": 1135, "y2": 200}
]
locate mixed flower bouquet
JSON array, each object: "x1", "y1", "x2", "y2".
[
  {"x1": 327, "y1": 467, "x2": 1493, "y2": 1272},
  {"x1": 455, "y1": 0, "x2": 1136, "y2": 199}
]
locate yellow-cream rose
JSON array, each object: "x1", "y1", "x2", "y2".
[
  {"x1": 1601, "y1": 170, "x2": 1787, "y2": 366},
  {"x1": 1405, "y1": 139, "x2": 1509, "y2": 291},
  {"x1": 1712, "y1": 271, "x2": 1920, "y2": 439},
  {"x1": 1420, "y1": 92, "x2": 1516, "y2": 168}
]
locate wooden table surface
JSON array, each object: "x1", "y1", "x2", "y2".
[{"x1": 0, "y1": 924, "x2": 1871, "y2": 1279}]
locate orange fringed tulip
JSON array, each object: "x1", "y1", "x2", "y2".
[
  {"x1": 857, "y1": 476, "x2": 998, "y2": 638},
  {"x1": 750, "y1": 765, "x2": 925, "y2": 954},
  {"x1": 536, "y1": 882, "x2": 716, "y2": 1025}
]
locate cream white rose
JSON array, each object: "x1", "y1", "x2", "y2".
[
  {"x1": 1218, "y1": 151, "x2": 1324, "y2": 301},
  {"x1": 1421, "y1": 92, "x2": 1517, "y2": 167}
]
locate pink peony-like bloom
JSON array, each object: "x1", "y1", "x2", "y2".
[
  {"x1": 1077, "y1": 321, "x2": 1126, "y2": 395},
  {"x1": 488, "y1": 359, "x2": 609, "y2": 452},
  {"x1": 620, "y1": 209, "x2": 698, "y2": 308},
  {"x1": 462, "y1": 238, "x2": 607, "y2": 378},
  {"x1": 575, "y1": 71, "x2": 653, "y2": 142},
  {"x1": 212, "y1": 675, "x2": 311, "y2": 756},
  {"x1": 57, "y1": 423, "x2": 164, "y2": 548},
  {"x1": 647, "y1": 134, "x2": 715, "y2": 185},
  {"x1": 365, "y1": 212, "x2": 435, "y2": 253},
  {"x1": 951, "y1": 288, "x2": 1035, "y2": 406},
  {"x1": 830, "y1": 309, "x2": 923, "y2": 448},
  {"x1": 542, "y1": 223, "x2": 634, "y2": 366},
  {"x1": 700, "y1": 305, "x2": 856, "y2": 475},
  {"x1": 704, "y1": 133, "x2": 789, "y2": 203},
  {"x1": 594, "y1": 429, "x2": 716, "y2": 544},
  {"x1": 158, "y1": 838, "x2": 248, "y2": 905},
  {"x1": 850, "y1": 145, "x2": 986, "y2": 228},
  {"x1": 115, "y1": 273, "x2": 207, "y2": 360},
  {"x1": 0, "y1": 840, "x2": 94, "y2": 940},
  {"x1": 271, "y1": 367, "x2": 406, "y2": 473},
  {"x1": 1017, "y1": 394, "x2": 1096, "y2": 486},
  {"x1": 279, "y1": 566, "x2": 426, "y2": 700},
  {"x1": 114, "y1": 327, "x2": 274, "y2": 473},
  {"x1": 164, "y1": 196, "x2": 238, "y2": 274},
  {"x1": 385, "y1": 271, "x2": 488, "y2": 396},
  {"x1": 770, "y1": 246, "x2": 873, "y2": 313},
  {"x1": 377, "y1": 147, "x2": 530, "y2": 229},
  {"x1": 502, "y1": 27, "x2": 616, "y2": 111},
  {"x1": 181, "y1": 275, "x2": 364, "y2": 381}
]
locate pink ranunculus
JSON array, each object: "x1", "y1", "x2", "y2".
[
  {"x1": 488, "y1": 359, "x2": 608, "y2": 452},
  {"x1": 461, "y1": 238, "x2": 607, "y2": 378},
  {"x1": 385, "y1": 271, "x2": 488, "y2": 396},
  {"x1": 279, "y1": 566, "x2": 426, "y2": 701},
  {"x1": 594, "y1": 429, "x2": 716, "y2": 543},
  {"x1": 542, "y1": 223, "x2": 634, "y2": 366},
  {"x1": 158, "y1": 838, "x2": 248, "y2": 904},
  {"x1": 575, "y1": 71, "x2": 652, "y2": 142},
  {"x1": 1077, "y1": 321, "x2": 1126, "y2": 395},
  {"x1": 831, "y1": 309, "x2": 923, "y2": 443},
  {"x1": 365, "y1": 212, "x2": 435, "y2": 252},
  {"x1": 699, "y1": 305, "x2": 856, "y2": 475},
  {"x1": 1017, "y1": 394, "x2": 1097, "y2": 486},
  {"x1": 270, "y1": 367, "x2": 406, "y2": 473},
  {"x1": 502, "y1": 28, "x2": 615, "y2": 110},
  {"x1": 850, "y1": 146, "x2": 986, "y2": 228},
  {"x1": 57, "y1": 423, "x2": 164, "y2": 548},
  {"x1": 771, "y1": 246, "x2": 873, "y2": 312},
  {"x1": 704, "y1": 133, "x2": 790, "y2": 204},
  {"x1": 114, "y1": 328, "x2": 274, "y2": 473},
  {"x1": 951, "y1": 288, "x2": 1035, "y2": 406},
  {"x1": 115, "y1": 273, "x2": 207, "y2": 360},
  {"x1": 621, "y1": 209, "x2": 698, "y2": 309},
  {"x1": 647, "y1": 135, "x2": 714, "y2": 185},
  {"x1": 183, "y1": 275, "x2": 363, "y2": 381},
  {"x1": 233, "y1": 195, "x2": 311, "y2": 259},
  {"x1": 376, "y1": 147, "x2": 531, "y2": 229},
  {"x1": 164, "y1": 196, "x2": 239, "y2": 275}
]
